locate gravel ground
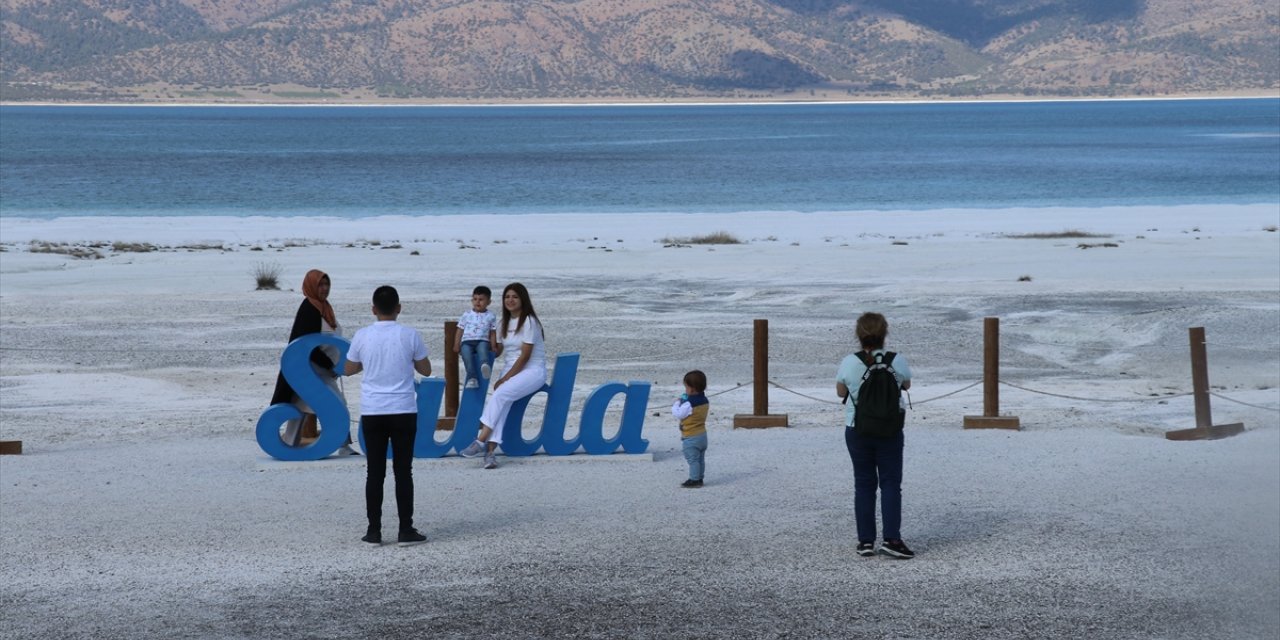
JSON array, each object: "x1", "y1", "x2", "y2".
[{"x1": 2, "y1": 210, "x2": 1278, "y2": 638}]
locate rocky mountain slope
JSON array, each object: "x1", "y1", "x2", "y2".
[{"x1": 2, "y1": 0, "x2": 1276, "y2": 101}]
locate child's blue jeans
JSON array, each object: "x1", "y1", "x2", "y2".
[
  {"x1": 459, "y1": 339, "x2": 490, "y2": 382},
  {"x1": 682, "y1": 433, "x2": 708, "y2": 481}
]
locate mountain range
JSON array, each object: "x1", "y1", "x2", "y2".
[{"x1": 2, "y1": 0, "x2": 1277, "y2": 102}]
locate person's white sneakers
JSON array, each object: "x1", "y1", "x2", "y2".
[
  {"x1": 480, "y1": 363, "x2": 491, "y2": 379},
  {"x1": 465, "y1": 379, "x2": 478, "y2": 388},
  {"x1": 458, "y1": 440, "x2": 485, "y2": 458}
]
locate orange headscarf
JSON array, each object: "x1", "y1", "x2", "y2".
[{"x1": 301, "y1": 269, "x2": 338, "y2": 330}]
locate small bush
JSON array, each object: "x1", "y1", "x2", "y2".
[
  {"x1": 1003, "y1": 230, "x2": 1110, "y2": 239},
  {"x1": 660, "y1": 231, "x2": 743, "y2": 245},
  {"x1": 1018, "y1": 275, "x2": 1033, "y2": 282},
  {"x1": 1077, "y1": 242, "x2": 1120, "y2": 249},
  {"x1": 1265, "y1": 225, "x2": 1277, "y2": 233},
  {"x1": 29, "y1": 241, "x2": 102, "y2": 259},
  {"x1": 253, "y1": 262, "x2": 283, "y2": 290},
  {"x1": 111, "y1": 241, "x2": 157, "y2": 253}
]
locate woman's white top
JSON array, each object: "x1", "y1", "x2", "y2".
[{"x1": 499, "y1": 316, "x2": 546, "y2": 375}]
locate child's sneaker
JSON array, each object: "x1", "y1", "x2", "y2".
[
  {"x1": 480, "y1": 363, "x2": 491, "y2": 379},
  {"x1": 856, "y1": 542, "x2": 875, "y2": 557},
  {"x1": 880, "y1": 539, "x2": 915, "y2": 559},
  {"x1": 464, "y1": 378, "x2": 478, "y2": 389},
  {"x1": 680, "y1": 479, "x2": 703, "y2": 488},
  {"x1": 483, "y1": 453, "x2": 498, "y2": 469},
  {"x1": 458, "y1": 440, "x2": 485, "y2": 458}
]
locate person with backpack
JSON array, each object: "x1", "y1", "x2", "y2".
[{"x1": 836, "y1": 312, "x2": 914, "y2": 559}]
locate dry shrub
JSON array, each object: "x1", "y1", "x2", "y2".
[
  {"x1": 29, "y1": 241, "x2": 102, "y2": 259},
  {"x1": 660, "y1": 231, "x2": 743, "y2": 245},
  {"x1": 111, "y1": 241, "x2": 157, "y2": 253},
  {"x1": 1002, "y1": 230, "x2": 1110, "y2": 239},
  {"x1": 253, "y1": 262, "x2": 283, "y2": 290}
]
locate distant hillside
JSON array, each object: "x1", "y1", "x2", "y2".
[{"x1": 2, "y1": 0, "x2": 1276, "y2": 102}]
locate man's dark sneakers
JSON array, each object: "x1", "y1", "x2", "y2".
[
  {"x1": 361, "y1": 529, "x2": 382, "y2": 545},
  {"x1": 397, "y1": 528, "x2": 427, "y2": 547},
  {"x1": 680, "y1": 479, "x2": 704, "y2": 488},
  {"x1": 856, "y1": 542, "x2": 876, "y2": 557},
  {"x1": 880, "y1": 539, "x2": 915, "y2": 559}
]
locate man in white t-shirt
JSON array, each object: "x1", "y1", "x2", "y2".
[{"x1": 344, "y1": 285, "x2": 432, "y2": 547}]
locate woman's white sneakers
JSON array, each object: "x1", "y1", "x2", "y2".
[{"x1": 458, "y1": 440, "x2": 485, "y2": 458}]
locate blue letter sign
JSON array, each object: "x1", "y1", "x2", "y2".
[{"x1": 257, "y1": 335, "x2": 649, "y2": 460}]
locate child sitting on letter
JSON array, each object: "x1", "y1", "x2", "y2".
[
  {"x1": 453, "y1": 285, "x2": 499, "y2": 389},
  {"x1": 671, "y1": 370, "x2": 709, "y2": 488}
]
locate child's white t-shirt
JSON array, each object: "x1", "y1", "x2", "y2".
[{"x1": 458, "y1": 309, "x2": 497, "y2": 342}]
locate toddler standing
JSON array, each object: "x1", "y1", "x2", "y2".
[{"x1": 671, "y1": 370, "x2": 709, "y2": 488}]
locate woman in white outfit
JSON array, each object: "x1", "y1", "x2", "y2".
[{"x1": 458, "y1": 282, "x2": 546, "y2": 469}]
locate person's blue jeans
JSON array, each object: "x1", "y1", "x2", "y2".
[
  {"x1": 460, "y1": 339, "x2": 491, "y2": 383},
  {"x1": 682, "y1": 433, "x2": 708, "y2": 481},
  {"x1": 845, "y1": 427, "x2": 904, "y2": 543}
]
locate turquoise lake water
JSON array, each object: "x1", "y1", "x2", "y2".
[{"x1": 1, "y1": 99, "x2": 1276, "y2": 219}]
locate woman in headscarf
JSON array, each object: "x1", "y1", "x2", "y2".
[{"x1": 270, "y1": 269, "x2": 357, "y2": 454}]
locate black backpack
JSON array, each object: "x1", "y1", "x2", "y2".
[{"x1": 852, "y1": 351, "x2": 904, "y2": 438}]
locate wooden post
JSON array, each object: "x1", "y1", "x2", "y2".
[
  {"x1": 0, "y1": 441, "x2": 21, "y2": 455},
  {"x1": 734, "y1": 319, "x2": 788, "y2": 428},
  {"x1": 437, "y1": 320, "x2": 459, "y2": 431},
  {"x1": 1165, "y1": 327, "x2": 1244, "y2": 440},
  {"x1": 964, "y1": 317, "x2": 1020, "y2": 430}
]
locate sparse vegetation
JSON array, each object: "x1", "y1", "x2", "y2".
[
  {"x1": 1265, "y1": 225, "x2": 1277, "y2": 232},
  {"x1": 1077, "y1": 242, "x2": 1120, "y2": 249},
  {"x1": 29, "y1": 241, "x2": 102, "y2": 259},
  {"x1": 1003, "y1": 230, "x2": 1110, "y2": 239},
  {"x1": 253, "y1": 262, "x2": 283, "y2": 290},
  {"x1": 111, "y1": 241, "x2": 157, "y2": 253},
  {"x1": 660, "y1": 231, "x2": 743, "y2": 245},
  {"x1": 1018, "y1": 275, "x2": 1033, "y2": 282}
]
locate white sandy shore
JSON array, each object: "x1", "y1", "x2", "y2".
[{"x1": 1, "y1": 204, "x2": 1278, "y2": 639}]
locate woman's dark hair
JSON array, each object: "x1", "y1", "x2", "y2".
[
  {"x1": 500, "y1": 282, "x2": 543, "y2": 339},
  {"x1": 856, "y1": 312, "x2": 888, "y2": 350}
]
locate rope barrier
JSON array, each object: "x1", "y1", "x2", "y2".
[
  {"x1": 1209, "y1": 392, "x2": 1280, "y2": 413},
  {"x1": 997, "y1": 380, "x2": 1193, "y2": 403},
  {"x1": 911, "y1": 380, "x2": 983, "y2": 405},
  {"x1": 767, "y1": 380, "x2": 841, "y2": 405}
]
